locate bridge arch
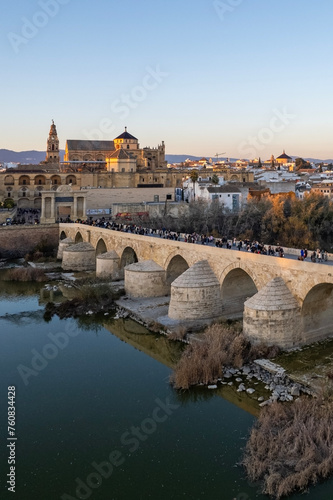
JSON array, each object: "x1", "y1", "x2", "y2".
[
  {"x1": 120, "y1": 247, "x2": 138, "y2": 269},
  {"x1": 60, "y1": 231, "x2": 67, "y2": 240},
  {"x1": 166, "y1": 255, "x2": 189, "y2": 285},
  {"x1": 220, "y1": 263, "x2": 258, "y2": 319},
  {"x1": 96, "y1": 238, "x2": 107, "y2": 256},
  {"x1": 301, "y1": 283, "x2": 333, "y2": 344},
  {"x1": 75, "y1": 232, "x2": 84, "y2": 243}
]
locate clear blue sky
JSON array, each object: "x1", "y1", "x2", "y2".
[{"x1": 1, "y1": 0, "x2": 333, "y2": 160}]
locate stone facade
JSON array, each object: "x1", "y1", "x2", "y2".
[
  {"x1": 64, "y1": 128, "x2": 167, "y2": 171},
  {"x1": 0, "y1": 169, "x2": 253, "y2": 209}
]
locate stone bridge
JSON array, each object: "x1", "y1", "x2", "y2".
[{"x1": 59, "y1": 223, "x2": 333, "y2": 349}]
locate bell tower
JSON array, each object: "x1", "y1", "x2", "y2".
[{"x1": 45, "y1": 120, "x2": 60, "y2": 164}]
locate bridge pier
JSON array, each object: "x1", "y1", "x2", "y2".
[
  {"x1": 57, "y1": 237, "x2": 74, "y2": 260},
  {"x1": 169, "y1": 260, "x2": 222, "y2": 321},
  {"x1": 125, "y1": 260, "x2": 169, "y2": 298},
  {"x1": 243, "y1": 277, "x2": 302, "y2": 349},
  {"x1": 62, "y1": 242, "x2": 96, "y2": 271},
  {"x1": 96, "y1": 251, "x2": 121, "y2": 280}
]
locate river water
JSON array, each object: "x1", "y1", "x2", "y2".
[{"x1": 0, "y1": 277, "x2": 332, "y2": 500}]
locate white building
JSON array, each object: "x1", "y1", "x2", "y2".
[{"x1": 183, "y1": 179, "x2": 241, "y2": 211}]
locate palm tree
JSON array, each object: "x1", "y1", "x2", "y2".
[{"x1": 189, "y1": 170, "x2": 199, "y2": 200}]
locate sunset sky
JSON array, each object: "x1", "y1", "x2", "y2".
[{"x1": 2, "y1": 0, "x2": 333, "y2": 159}]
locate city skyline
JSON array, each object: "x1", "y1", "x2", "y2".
[{"x1": 2, "y1": 0, "x2": 333, "y2": 158}]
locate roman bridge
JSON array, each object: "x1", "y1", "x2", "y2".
[{"x1": 58, "y1": 223, "x2": 333, "y2": 349}]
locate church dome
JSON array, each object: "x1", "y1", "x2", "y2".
[{"x1": 115, "y1": 127, "x2": 138, "y2": 141}]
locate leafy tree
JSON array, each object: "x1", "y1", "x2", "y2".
[
  {"x1": 295, "y1": 158, "x2": 312, "y2": 171},
  {"x1": 211, "y1": 174, "x2": 219, "y2": 185},
  {"x1": 258, "y1": 157, "x2": 262, "y2": 169},
  {"x1": 4, "y1": 199, "x2": 14, "y2": 209}
]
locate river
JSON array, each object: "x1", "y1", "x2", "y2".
[{"x1": 0, "y1": 276, "x2": 332, "y2": 500}]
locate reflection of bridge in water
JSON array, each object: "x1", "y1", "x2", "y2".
[
  {"x1": 102, "y1": 317, "x2": 261, "y2": 416},
  {"x1": 59, "y1": 223, "x2": 333, "y2": 350}
]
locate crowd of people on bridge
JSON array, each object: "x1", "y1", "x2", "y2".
[{"x1": 54, "y1": 216, "x2": 333, "y2": 264}]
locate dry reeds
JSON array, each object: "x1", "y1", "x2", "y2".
[
  {"x1": 243, "y1": 398, "x2": 333, "y2": 498},
  {"x1": 148, "y1": 321, "x2": 165, "y2": 333},
  {"x1": 167, "y1": 326, "x2": 187, "y2": 342},
  {"x1": 170, "y1": 323, "x2": 278, "y2": 389},
  {"x1": 5, "y1": 267, "x2": 47, "y2": 282}
]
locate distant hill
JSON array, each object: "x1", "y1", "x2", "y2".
[
  {"x1": 0, "y1": 149, "x2": 65, "y2": 164},
  {"x1": 166, "y1": 155, "x2": 237, "y2": 163},
  {"x1": 291, "y1": 157, "x2": 333, "y2": 164},
  {"x1": 167, "y1": 155, "x2": 333, "y2": 164},
  {"x1": 1, "y1": 149, "x2": 332, "y2": 166}
]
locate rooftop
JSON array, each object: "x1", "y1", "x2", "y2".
[
  {"x1": 115, "y1": 128, "x2": 138, "y2": 141},
  {"x1": 66, "y1": 140, "x2": 115, "y2": 151}
]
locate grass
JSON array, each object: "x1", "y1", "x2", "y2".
[
  {"x1": 242, "y1": 395, "x2": 333, "y2": 498},
  {"x1": 4, "y1": 267, "x2": 48, "y2": 282},
  {"x1": 170, "y1": 323, "x2": 279, "y2": 389}
]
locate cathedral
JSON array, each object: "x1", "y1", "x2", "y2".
[{"x1": 63, "y1": 127, "x2": 167, "y2": 172}]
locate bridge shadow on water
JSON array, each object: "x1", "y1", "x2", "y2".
[{"x1": 102, "y1": 317, "x2": 262, "y2": 416}]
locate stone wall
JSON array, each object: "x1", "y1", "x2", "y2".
[{"x1": 0, "y1": 224, "x2": 59, "y2": 259}]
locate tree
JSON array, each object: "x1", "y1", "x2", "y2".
[
  {"x1": 4, "y1": 199, "x2": 14, "y2": 209},
  {"x1": 258, "y1": 157, "x2": 262, "y2": 169},
  {"x1": 189, "y1": 170, "x2": 199, "y2": 200},
  {"x1": 295, "y1": 158, "x2": 312, "y2": 171},
  {"x1": 211, "y1": 174, "x2": 219, "y2": 185}
]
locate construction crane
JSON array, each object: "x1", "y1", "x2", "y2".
[{"x1": 215, "y1": 152, "x2": 226, "y2": 163}]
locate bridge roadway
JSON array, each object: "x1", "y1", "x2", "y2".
[{"x1": 59, "y1": 223, "x2": 333, "y2": 347}]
